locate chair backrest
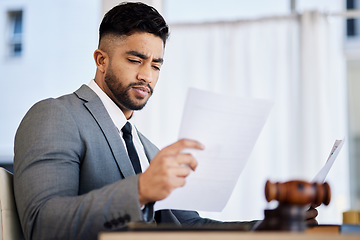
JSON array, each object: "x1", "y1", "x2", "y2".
[{"x1": 0, "y1": 167, "x2": 24, "y2": 240}]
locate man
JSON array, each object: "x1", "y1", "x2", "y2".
[{"x1": 13, "y1": 2, "x2": 317, "y2": 240}]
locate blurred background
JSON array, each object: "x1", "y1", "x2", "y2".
[{"x1": 0, "y1": 0, "x2": 359, "y2": 224}]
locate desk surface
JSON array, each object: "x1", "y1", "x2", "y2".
[{"x1": 99, "y1": 232, "x2": 360, "y2": 240}]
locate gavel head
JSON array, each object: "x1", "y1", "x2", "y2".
[{"x1": 265, "y1": 180, "x2": 331, "y2": 206}]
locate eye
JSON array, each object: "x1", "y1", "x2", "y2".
[
  {"x1": 128, "y1": 59, "x2": 141, "y2": 64},
  {"x1": 152, "y1": 65, "x2": 161, "y2": 71}
]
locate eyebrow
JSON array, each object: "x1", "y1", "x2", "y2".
[{"x1": 126, "y1": 50, "x2": 164, "y2": 64}]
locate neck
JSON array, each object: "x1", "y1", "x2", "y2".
[{"x1": 124, "y1": 110, "x2": 134, "y2": 120}]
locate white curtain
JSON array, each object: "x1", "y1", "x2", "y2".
[{"x1": 133, "y1": 11, "x2": 349, "y2": 224}]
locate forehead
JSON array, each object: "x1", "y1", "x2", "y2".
[{"x1": 101, "y1": 32, "x2": 164, "y2": 58}]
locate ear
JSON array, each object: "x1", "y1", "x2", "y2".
[{"x1": 94, "y1": 49, "x2": 108, "y2": 73}]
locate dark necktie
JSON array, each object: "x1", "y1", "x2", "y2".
[{"x1": 121, "y1": 122, "x2": 142, "y2": 174}]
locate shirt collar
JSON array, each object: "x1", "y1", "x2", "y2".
[{"x1": 88, "y1": 79, "x2": 129, "y2": 132}]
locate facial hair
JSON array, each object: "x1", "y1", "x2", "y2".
[{"x1": 104, "y1": 68, "x2": 153, "y2": 111}]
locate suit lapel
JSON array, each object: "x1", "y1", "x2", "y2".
[
  {"x1": 74, "y1": 85, "x2": 135, "y2": 178},
  {"x1": 137, "y1": 130, "x2": 159, "y2": 162}
]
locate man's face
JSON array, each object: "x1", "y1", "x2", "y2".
[{"x1": 101, "y1": 32, "x2": 164, "y2": 114}]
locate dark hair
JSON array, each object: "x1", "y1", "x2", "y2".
[{"x1": 99, "y1": 2, "x2": 169, "y2": 45}]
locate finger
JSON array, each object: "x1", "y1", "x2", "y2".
[
  {"x1": 168, "y1": 167, "x2": 192, "y2": 179},
  {"x1": 175, "y1": 153, "x2": 198, "y2": 170},
  {"x1": 170, "y1": 175, "x2": 187, "y2": 188},
  {"x1": 306, "y1": 218, "x2": 318, "y2": 226},
  {"x1": 157, "y1": 154, "x2": 197, "y2": 172},
  {"x1": 306, "y1": 207, "x2": 318, "y2": 220},
  {"x1": 163, "y1": 139, "x2": 205, "y2": 155}
]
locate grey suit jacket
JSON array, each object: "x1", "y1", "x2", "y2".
[{"x1": 14, "y1": 85, "x2": 232, "y2": 240}]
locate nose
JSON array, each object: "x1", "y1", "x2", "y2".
[{"x1": 137, "y1": 64, "x2": 153, "y2": 83}]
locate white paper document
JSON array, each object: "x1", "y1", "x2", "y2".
[
  {"x1": 154, "y1": 88, "x2": 272, "y2": 212},
  {"x1": 312, "y1": 139, "x2": 344, "y2": 183}
]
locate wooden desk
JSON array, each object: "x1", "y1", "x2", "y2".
[{"x1": 99, "y1": 232, "x2": 360, "y2": 240}]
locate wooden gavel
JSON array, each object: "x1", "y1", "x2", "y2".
[
  {"x1": 253, "y1": 180, "x2": 331, "y2": 231},
  {"x1": 265, "y1": 180, "x2": 331, "y2": 206}
]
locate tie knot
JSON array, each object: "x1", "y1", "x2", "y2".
[{"x1": 122, "y1": 122, "x2": 132, "y2": 135}]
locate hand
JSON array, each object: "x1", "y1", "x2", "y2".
[
  {"x1": 305, "y1": 206, "x2": 319, "y2": 225},
  {"x1": 138, "y1": 139, "x2": 204, "y2": 206}
]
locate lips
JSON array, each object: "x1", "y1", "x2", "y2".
[
  {"x1": 133, "y1": 86, "x2": 150, "y2": 93},
  {"x1": 132, "y1": 86, "x2": 150, "y2": 98}
]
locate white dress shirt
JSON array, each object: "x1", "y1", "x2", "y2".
[{"x1": 88, "y1": 80, "x2": 150, "y2": 172}]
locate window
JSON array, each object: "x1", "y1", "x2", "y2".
[
  {"x1": 347, "y1": 0, "x2": 358, "y2": 37},
  {"x1": 346, "y1": 0, "x2": 360, "y2": 210},
  {"x1": 7, "y1": 10, "x2": 23, "y2": 57}
]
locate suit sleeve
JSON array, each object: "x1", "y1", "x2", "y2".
[
  {"x1": 13, "y1": 99, "x2": 144, "y2": 240},
  {"x1": 156, "y1": 209, "x2": 258, "y2": 230}
]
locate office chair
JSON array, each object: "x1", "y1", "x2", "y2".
[{"x1": 0, "y1": 167, "x2": 24, "y2": 240}]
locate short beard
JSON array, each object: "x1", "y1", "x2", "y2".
[{"x1": 104, "y1": 71, "x2": 153, "y2": 111}]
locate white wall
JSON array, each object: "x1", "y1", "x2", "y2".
[{"x1": 0, "y1": 0, "x2": 101, "y2": 162}]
